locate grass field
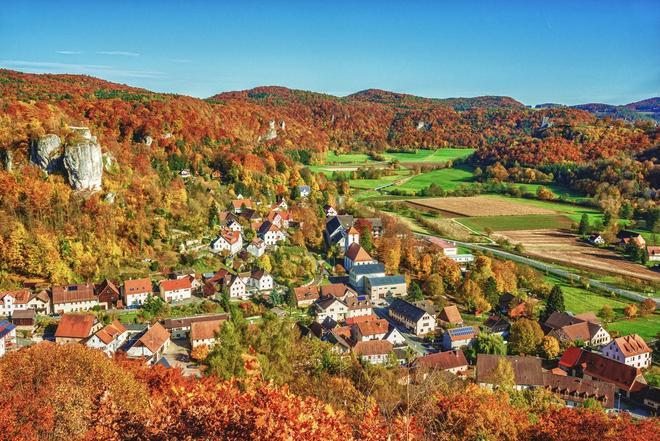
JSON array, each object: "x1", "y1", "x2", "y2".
[
  {"x1": 348, "y1": 170, "x2": 411, "y2": 189},
  {"x1": 325, "y1": 152, "x2": 374, "y2": 164},
  {"x1": 509, "y1": 183, "x2": 589, "y2": 202},
  {"x1": 387, "y1": 166, "x2": 475, "y2": 193},
  {"x1": 461, "y1": 214, "x2": 574, "y2": 231},
  {"x1": 543, "y1": 275, "x2": 630, "y2": 317},
  {"x1": 608, "y1": 314, "x2": 660, "y2": 341},
  {"x1": 382, "y1": 148, "x2": 475, "y2": 163}
]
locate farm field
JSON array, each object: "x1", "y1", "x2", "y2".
[
  {"x1": 407, "y1": 195, "x2": 558, "y2": 217},
  {"x1": 486, "y1": 195, "x2": 603, "y2": 223},
  {"x1": 348, "y1": 170, "x2": 411, "y2": 190},
  {"x1": 509, "y1": 183, "x2": 589, "y2": 202},
  {"x1": 460, "y1": 214, "x2": 574, "y2": 231},
  {"x1": 382, "y1": 148, "x2": 475, "y2": 163},
  {"x1": 325, "y1": 151, "x2": 374, "y2": 164},
  {"x1": 608, "y1": 313, "x2": 660, "y2": 341},
  {"x1": 496, "y1": 229, "x2": 660, "y2": 282},
  {"x1": 387, "y1": 167, "x2": 475, "y2": 193},
  {"x1": 543, "y1": 275, "x2": 630, "y2": 316}
]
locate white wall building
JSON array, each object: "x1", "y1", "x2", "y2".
[{"x1": 602, "y1": 334, "x2": 652, "y2": 369}]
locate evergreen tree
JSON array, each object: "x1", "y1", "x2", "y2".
[
  {"x1": 474, "y1": 332, "x2": 507, "y2": 355},
  {"x1": 408, "y1": 281, "x2": 424, "y2": 302},
  {"x1": 578, "y1": 213, "x2": 590, "y2": 236},
  {"x1": 542, "y1": 285, "x2": 565, "y2": 321},
  {"x1": 208, "y1": 201, "x2": 220, "y2": 228},
  {"x1": 207, "y1": 321, "x2": 245, "y2": 380},
  {"x1": 483, "y1": 276, "x2": 500, "y2": 307},
  {"x1": 359, "y1": 226, "x2": 374, "y2": 253}
]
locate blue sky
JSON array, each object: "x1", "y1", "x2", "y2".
[{"x1": 1, "y1": 0, "x2": 658, "y2": 104}]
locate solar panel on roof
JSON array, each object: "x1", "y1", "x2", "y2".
[{"x1": 357, "y1": 295, "x2": 366, "y2": 301}]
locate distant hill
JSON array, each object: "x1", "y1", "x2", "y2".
[{"x1": 536, "y1": 98, "x2": 660, "y2": 122}]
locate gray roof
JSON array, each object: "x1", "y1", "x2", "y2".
[
  {"x1": 350, "y1": 263, "x2": 386, "y2": 276},
  {"x1": 389, "y1": 299, "x2": 426, "y2": 322},
  {"x1": 365, "y1": 275, "x2": 406, "y2": 287}
]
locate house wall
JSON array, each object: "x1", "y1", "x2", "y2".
[
  {"x1": 125, "y1": 292, "x2": 151, "y2": 307},
  {"x1": 366, "y1": 282, "x2": 407, "y2": 303},
  {"x1": 191, "y1": 337, "x2": 217, "y2": 348},
  {"x1": 346, "y1": 307, "x2": 373, "y2": 319},
  {"x1": 161, "y1": 287, "x2": 192, "y2": 303},
  {"x1": 54, "y1": 299, "x2": 101, "y2": 314}
]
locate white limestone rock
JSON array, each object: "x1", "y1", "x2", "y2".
[
  {"x1": 63, "y1": 139, "x2": 103, "y2": 191},
  {"x1": 31, "y1": 134, "x2": 63, "y2": 172}
]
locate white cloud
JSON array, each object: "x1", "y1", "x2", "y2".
[
  {"x1": 56, "y1": 50, "x2": 83, "y2": 55},
  {"x1": 1, "y1": 60, "x2": 164, "y2": 79},
  {"x1": 96, "y1": 51, "x2": 140, "y2": 57}
]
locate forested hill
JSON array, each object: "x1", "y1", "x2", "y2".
[{"x1": 1, "y1": 69, "x2": 656, "y2": 167}]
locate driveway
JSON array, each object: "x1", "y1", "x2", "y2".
[
  {"x1": 163, "y1": 338, "x2": 202, "y2": 377},
  {"x1": 373, "y1": 306, "x2": 434, "y2": 355}
]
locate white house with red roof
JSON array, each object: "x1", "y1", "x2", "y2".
[
  {"x1": 247, "y1": 237, "x2": 267, "y2": 257},
  {"x1": 602, "y1": 334, "x2": 652, "y2": 369},
  {"x1": 231, "y1": 198, "x2": 253, "y2": 214},
  {"x1": 223, "y1": 274, "x2": 247, "y2": 299},
  {"x1": 86, "y1": 320, "x2": 128, "y2": 356},
  {"x1": 210, "y1": 230, "x2": 243, "y2": 255},
  {"x1": 123, "y1": 278, "x2": 153, "y2": 307},
  {"x1": 125, "y1": 323, "x2": 171, "y2": 365},
  {"x1": 258, "y1": 221, "x2": 286, "y2": 246},
  {"x1": 159, "y1": 278, "x2": 192, "y2": 303}
]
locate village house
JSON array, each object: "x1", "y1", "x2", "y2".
[
  {"x1": 559, "y1": 347, "x2": 647, "y2": 397},
  {"x1": 343, "y1": 242, "x2": 378, "y2": 271},
  {"x1": 542, "y1": 372, "x2": 616, "y2": 409},
  {"x1": 161, "y1": 313, "x2": 229, "y2": 339},
  {"x1": 425, "y1": 236, "x2": 474, "y2": 264},
  {"x1": 11, "y1": 309, "x2": 36, "y2": 332},
  {"x1": 355, "y1": 217, "x2": 383, "y2": 239},
  {"x1": 210, "y1": 230, "x2": 243, "y2": 255},
  {"x1": 52, "y1": 284, "x2": 100, "y2": 314},
  {"x1": 544, "y1": 311, "x2": 611, "y2": 347},
  {"x1": 351, "y1": 318, "x2": 389, "y2": 342},
  {"x1": 323, "y1": 204, "x2": 338, "y2": 217},
  {"x1": 267, "y1": 209, "x2": 290, "y2": 229},
  {"x1": 320, "y1": 283, "x2": 357, "y2": 300},
  {"x1": 648, "y1": 246, "x2": 660, "y2": 262},
  {"x1": 95, "y1": 279, "x2": 122, "y2": 309},
  {"x1": 384, "y1": 326, "x2": 407, "y2": 346},
  {"x1": 293, "y1": 286, "x2": 319, "y2": 308},
  {"x1": 363, "y1": 275, "x2": 407, "y2": 304},
  {"x1": 413, "y1": 350, "x2": 469, "y2": 376},
  {"x1": 247, "y1": 238, "x2": 267, "y2": 257},
  {"x1": 226, "y1": 219, "x2": 243, "y2": 233},
  {"x1": 159, "y1": 277, "x2": 192, "y2": 303},
  {"x1": 123, "y1": 278, "x2": 153, "y2": 307},
  {"x1": 21, "y1": 290, "x2": 51, "y2": 314},
  {"x1": 602, "y1": 334, "x2": 652, "y2": 369},
  {"x1": 190, "y1": 319, "x2": 224, "y2": 348},
  {"x1": 388, "y1": 298, "x2": 436, "y2": 336},
  {"x1": 258, "y1": 221, "x2": 286, "y2": 246},
  {"x1": 315, "y1": 297, "x2": 349, "y2": 324},
  {"x1": 497, "y1": 293, "x2": 533, "y2": 319},
  {"x1": 483, "y1": 314, "x2": 511, "y2": 338},
  {"x1": 0, "y1": 289, "x2": 49, "y2": 316},
  {"x1": 55, "y1": 313, "x2": 101, "y2": 344},
  {"x1": 617, "y1": 230, "x2": 646, "y2": 248},
  {"x1": 476, "y1": 354, "x2": 544, "y2": 391},
  {"x1": 588, "y1": 234, "x2": 605, "y2": 246},
  {"x1": 271, "y1": 198, "x2": 288, "y2": 212},
  {"x1": 124, "y1": 322, "x2": 171, "y2": 365},
  {"x1": 296, "y1": 185, "x2": 311, "y2": 198},
  {"x1": 353, "y1": 340, "x2": 393, "y2": 365},
  {"x1": 86, "y1": 320, "x2": 128, "y2": 356},
  {"x1": 442, "y1": 326, "x2": 479, "y2": 350},
  {"x1": 0, "y1": 320, "x2": 17, "y2": 358},
  {"x1": 349, "y1": 263, "x2": 386, "y2": 291},
  {"x1": 247, "y1": 268, "x2": 274, "y2": 292},
  {"x1": 438, "y1": 304, "x2": 463, "y2": 327},
  {"x1": 224, "y1": 274, "x2": 247, "y2": 299},
  {"x1": 231, "y1": 198, "x2": 253, "y2": 214},
  {"x1": 345, "y1": 294, "x2": 373, "y2": 319}
]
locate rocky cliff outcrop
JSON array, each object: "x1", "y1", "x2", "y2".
[
  {"x1": 31, "y1": 130, "x2": 103, "y2": 191},
  {"x1": 63, "y1": 139, "x2": 103, "y2": 191},
  {"x1": 31, "y1": 134, "x2": 63, "y2": 172}
]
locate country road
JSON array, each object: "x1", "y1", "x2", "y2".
[{"x1": 415, "y1": 233, "x2": 660, "y2": 307}]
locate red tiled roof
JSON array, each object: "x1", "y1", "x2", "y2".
[
  {"x1": 190, "y1": 320, "x2": 223, "y2": 341},
  {"x1": 414, "y1": 350, "x2": 468, "y2": 371},
  {"x1": 345, "y1": 314, "x2": 379, "y2": 325},
  {"x1": 137, "y1": 323, "x2": 170, "y2": 353},
  {"x1": 320, "y1": 283, "x2": 354, "y2": 299},
  {"x1": 55, "y1": 314, "x2": 96, "y2": 339},
  {"x1": 355, "y1": 319, "x2": 389, "y2": 337},
  {"x1": 613, "y1": 334, "x2": 651, "y2": 357},
  {"x1": 232, "y1": 199, "x2": 253, "y2": 210},
  {"x1": 559, "y1": 348, "x2": 643, "y2": 391},
  {"x1": 353, "y1": 340, "x2": 393, "y2": 357},
  {"x1": 124, "y1": 278, "x2": 152, "y2": 295},
  {"x1": 52, "y1": 284, "x2": 96, "y2": 304},
  {"x1": 439, "y1": 305, "x2": 462, "y2": 324},
  {"x1": 0, "y1": 290, "x2": 31, "y2": 305},
  {"x1": 160, "y1": 277, "x2": 192, "y2": 292},
  {"x1": 95, "y1": 320, "x2": 127, "y2": 345},
  {"x1": 345, "y1": 243, "x2": 374, "y2": 262}
]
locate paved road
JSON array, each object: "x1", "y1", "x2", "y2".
[{"x1": 416, "y1": 233, "x2": 660, "y2": 307}]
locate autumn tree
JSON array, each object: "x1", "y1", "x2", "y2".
[
  {"x1": 599, "y1": 305, "x2": 615, "y2": 323},
  {"x1": 624, "y1": 304, "x2": 638, "y2": 318},
  {"x1": 474, "y1": 332, "x2": 507, "y2": 356},
  {"x1": 541, "y1": 335, "x2": 561, "y2": 359},
  {"x1": 509, "y1": 318, "x2": 544, "y2": 355}
]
